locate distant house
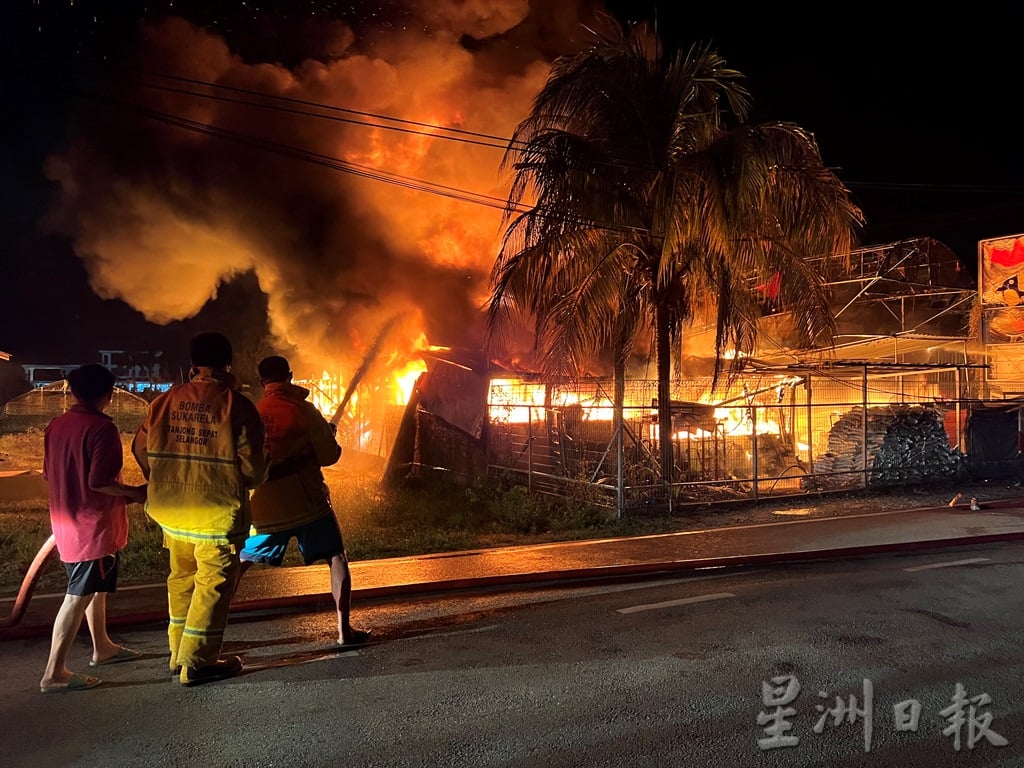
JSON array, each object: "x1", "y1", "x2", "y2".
[
  {"x1": 18, "y1": 350, "x2": 174, "y2": 397},
  {"x1": 98, "y1": 349, "x2": 174, "y2": 396},
  {"x1": 21, "y1": 362, "x2": 80, "y2": 388}
]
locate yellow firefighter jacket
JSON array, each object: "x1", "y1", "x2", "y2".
[
  {"x1": 132, "y1": 368, "x2": 267, "y2": 545},
  {"x1": 249, "y1": 381, "x2": 342, "y2": 533}
]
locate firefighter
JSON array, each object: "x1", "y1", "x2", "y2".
[{"x1": 133, "y1": 332, "x2": 267, "y2": 686}]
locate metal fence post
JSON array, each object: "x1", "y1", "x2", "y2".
[
  {"x1": 527, "y1": 405, "x2": 533, "y2": 493},
  {"x1": 751, "y1": 404, "x2": 759, "y2": 502},
  {"x1": 806, "y1": 375, "x2": 815, "y2": 485},
  {"x1": 862, "y1": 366, "x2": 869, "y2": 489}
]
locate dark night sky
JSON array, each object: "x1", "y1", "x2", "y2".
[{"x1": 2, "y1": 2, "x2": 1023, "y2": 367}]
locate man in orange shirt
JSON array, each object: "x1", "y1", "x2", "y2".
[{"x1": 239, "y1": 355, "x2": 369, "y2": 647}]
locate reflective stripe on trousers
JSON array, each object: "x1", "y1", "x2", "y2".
[{"x1": 165, "y1": 538, "x2": 241, "y2": 671}]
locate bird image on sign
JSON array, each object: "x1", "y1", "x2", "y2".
[{"x1": 997, "y1": 275, "x2": 1021, "y2": 306}]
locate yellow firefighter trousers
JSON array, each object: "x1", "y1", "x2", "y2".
[{"x1": 165, "y1": 536, "x2": 242, "y2": 671}]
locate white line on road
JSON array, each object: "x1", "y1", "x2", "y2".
[
  {"x1": 904, "y1": 557, "x2": 990, "y2": 572},
  {"x1": 617, "y1": 592, "x2": 736, "y2": 614}
]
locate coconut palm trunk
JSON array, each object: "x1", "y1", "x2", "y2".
[
  {"x1": 655, "y1": 298, "x2": 674, "y2": 489},
  {"x1": 613, "y1": 348, "x2": 626, "y2": 516}
]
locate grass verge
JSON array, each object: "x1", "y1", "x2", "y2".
[
  {"x1": 0, "y1": 431, "x2": 626, "y2": 597},
  {"x1": 3, "y1": 430, "x2": 1010, "y2": 597}
]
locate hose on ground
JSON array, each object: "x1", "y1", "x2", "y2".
[{"x1": 0, "y1": 535, "x2": 56, "y2": 629}]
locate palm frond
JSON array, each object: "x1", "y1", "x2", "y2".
[{"x1": 487, "y1": 15, "x2": 863, "y2": 430}]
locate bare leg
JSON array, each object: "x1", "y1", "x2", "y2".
[
  {"x1": 329, "y1": 554, "x2": 350, "y2": 642},
  {"x1": 40, "y1": 593, "x2": 94, "y2": 688},
  {"x1": 330, "y1": 554, "x2": 366, "y2": 643},
  {"x1": 329, "y1": 554, "x2": 370, "y2": 645},
  {"x1": 85, "y1": 593, "x2": 122, "y2": 663}
]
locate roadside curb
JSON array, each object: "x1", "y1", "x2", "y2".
[
  {"x1": 3, "y1": 497, "x2": 1023, "y2": 641},
  {"x1": 6, "y1": 526, "x2": 1023, "y2": 641}
]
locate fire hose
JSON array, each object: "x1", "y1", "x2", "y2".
[
  {"x1": 0, "y1": 534, "x2": 57, "y2": 629},
  {"x1": 329, "y1": 314, "x2": 399, "y2": 428}
]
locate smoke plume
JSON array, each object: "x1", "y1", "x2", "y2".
[{"x1": 44, "y1": 1, "x2": 604, "y2": 380}]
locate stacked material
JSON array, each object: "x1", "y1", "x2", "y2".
[{"x1": 807, "y1": 406, "x2": 960, "y2": 490}]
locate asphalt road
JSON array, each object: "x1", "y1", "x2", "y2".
[{"x1": 3, "y1": 540, "x2": 1024, "y2": 767}]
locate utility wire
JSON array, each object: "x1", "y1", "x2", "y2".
[
  {"x1": 54, "y1": 65, "x2": 1024, "y2": 206},
  {"x1": 847, "y1": 180, "x2": 1024, "y2": 194},
  {"x1": 131, "y1": 67, "x2": 516, "y2": 148},
  {"x1": 94, "y1": 67, "x2": 663, "y2": 177},
  {"x1": 62, "y1": 80, "x2": 652, "y2": 237},
  {"x1": 121, "y1": 70, "x2": 1024, "y2": 197},
  {"x1": 115, "y1": 71, "x2": 512, "y2": 151},
  {"x1": 28, "y1": 59, "x2": 1024, "y2": 199},
  {"x1": 35, "y1": 66, "x2": 1024, "y2": 243},
  {"x1": 74, "y1": 87, "x2": 513, "y2": 209},
  {"x1": 63, "y1": 76, "x2": 1024, "y2": 245}
]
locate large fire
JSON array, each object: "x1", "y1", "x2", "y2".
[
  {"x1": 299, "y1": 358, "x2": 428, "y2": 414},
  {"x1": 43, "y1": 5, "x2": 588, "y2": 455},
  {"x1": 486, "y1": 378, "x2": 789, "y2": 440},
  {"x1": 292, "y1": 353, "x2": 428, "y2": 453}
]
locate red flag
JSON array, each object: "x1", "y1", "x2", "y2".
[
  {"x1": 756, "y1": 272, "x2": 782, "y2": 300},
  {"x1": 989, "y1": 237, "x2": 1024, "y2": 268}
]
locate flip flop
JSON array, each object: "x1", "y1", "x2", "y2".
[
  {"x1": 40, "y1": 673, "x2": 102, "y2": 694},
  {"x1": 89, "y1": 646, "x2": 143, "y2": 667}
]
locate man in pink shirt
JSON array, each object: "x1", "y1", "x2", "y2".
[{"x1": 39, "y1": 364, "x2": 147, "y2": 693}]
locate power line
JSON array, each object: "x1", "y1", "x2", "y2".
[
  {"x1": 119, "y1": 68, "x2": 514, "y2": 151},
  {"x1": 92, "y1": 66, "x2": 659, "y2": 178},
  {"x1": 57, "y1": 64, "x2": 1024, "y2": 201},
  {"x1": 58, "y1": 79, "x2": 652, "y2": 237},
  {"x1": 31, "y1": 66, "x2": 1024, "y2": 246},
  {"x1": 62, "y1": 77, "x2": 1024, "y2": 248},
  {"x1": 860, "y1": 199, "x2": 1024, "y2": 238},
  {"x1": 74, "y1": 86, "x2": 514, "y2": 210},
  {"x1": 847, "y1": 180, "x2": 1024, "y2": 195}
]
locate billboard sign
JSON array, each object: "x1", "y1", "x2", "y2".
[{"x1": 979, "y1": 233, "x2": 1024, "y2": 345}]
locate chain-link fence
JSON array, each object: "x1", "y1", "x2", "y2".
[
  {"x1": 0, "y1": 381, "x2": 150, "y2": 434},
  {"x1": 486, "y1": 365, "x2": 991, "y2": 515}
]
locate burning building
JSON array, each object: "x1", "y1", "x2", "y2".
[{"x1": 379, "y1": 235, "x2": 995, "y2": 514}]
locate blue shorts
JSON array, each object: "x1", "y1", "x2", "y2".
[
  {"x1": 65, "y1": 553, "x2": 120, "y2": 596},
  {"x1": 240, "y1": 513, "x2": 346, "y2": 567}
]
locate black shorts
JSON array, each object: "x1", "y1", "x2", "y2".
[{"x1": 64, "y1": 553, "x2": 120, "y2": 596}]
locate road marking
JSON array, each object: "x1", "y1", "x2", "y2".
[
  {"x1": 904, "y1": 557, "x2": 990, "y2": 572},
  {"x1": 617, "y1": 592, "x2": 735, "y2": 614}
]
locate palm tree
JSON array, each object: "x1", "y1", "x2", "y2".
[{"x1": 487, "y1": 20, "x2": 863, "y2": 496}]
